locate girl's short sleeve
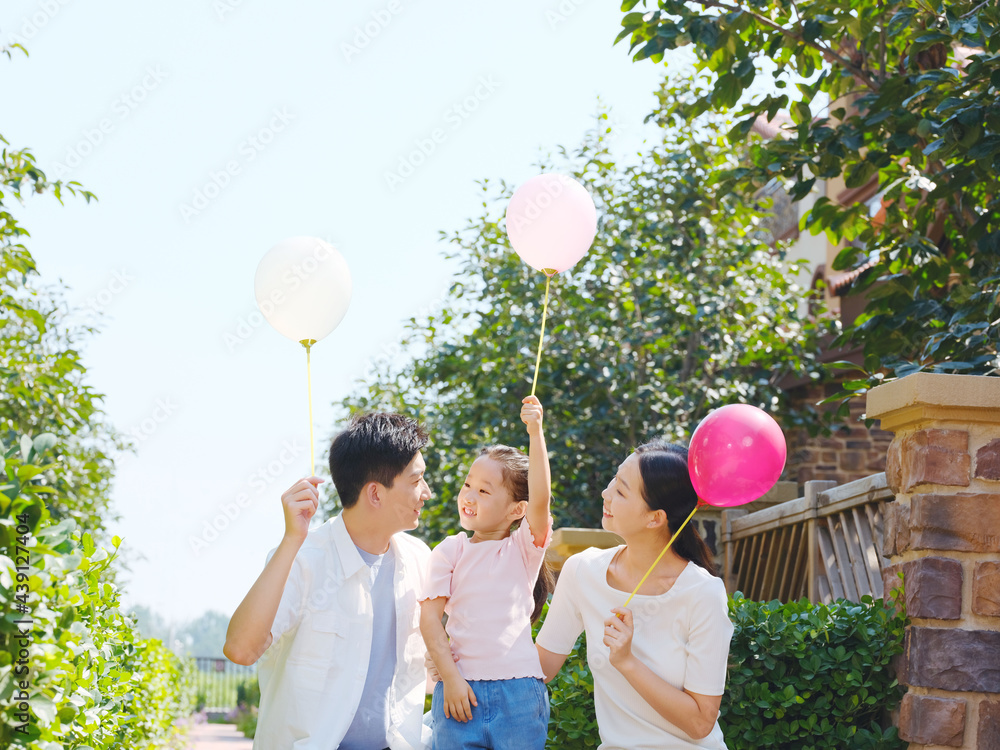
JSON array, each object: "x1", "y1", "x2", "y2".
[
  {"x1": 681, "y1": 576, "x2": 735, "y2": 696},
  {"x1": 535, "y1": 554, "x2": 586, "y2": 656},
  {"x1": 419, "y1": 535, "x2": 460, "y2": 602},
  {"x1": 512, "y1": 515, "x2": 553, "y2": 582}
]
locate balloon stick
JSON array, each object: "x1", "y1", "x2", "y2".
[
  {"x1": 622, "y1": 502, "x2": 704, "y2": 608},
  {"x1": 530, "y1": 272, "x2": 554, "y2": 397},
  {"x1": 302, "y1": 339, "x2": 317, "y2": 476}
]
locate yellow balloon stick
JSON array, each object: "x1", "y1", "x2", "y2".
[
  {"x1": 530, "y1": 272, "x2": 554, "y2": 397},
  {"x1": 622, "y1": 503, "x2": 701, "y2": 608},
  {"x1": 301, "y1": 339, "x2": 317, "y2": 477}
]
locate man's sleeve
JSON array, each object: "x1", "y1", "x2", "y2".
[
  {"x1": 535, "y1": 554, "x2": 585, "y2": 655},
  {"x1": 266, "y1": 546, "x2": 305, "y2": 644}
]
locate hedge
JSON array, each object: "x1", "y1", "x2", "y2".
[
  {"x1": 533, "y1": 586, "x2": 906, "y2": 748},
  {"x1": 723, "y1": 592, "x2": 906, "y2": 749},
  {"x1": 1, "y1": 433, "x2": 196, "y2": 748}
]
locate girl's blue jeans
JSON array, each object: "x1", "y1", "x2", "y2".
[{"x1": 430, "y1": 677, "x2": 549, "y2": 749}]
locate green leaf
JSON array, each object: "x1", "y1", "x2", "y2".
[{"x1": 32, "y1": 432, "x2": 58, "y2": 454}]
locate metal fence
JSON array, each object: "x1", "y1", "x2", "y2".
[{"x1": 193, "y1": 656, "x2": 258, "y2": 712}]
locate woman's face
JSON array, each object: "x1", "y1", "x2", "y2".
[{"x1": 601, "y1": 453, "x2": 653, "y2": 538}]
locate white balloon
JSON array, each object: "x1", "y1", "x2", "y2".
[
  {"x1": 505, "y1": 173, "x2": 597, "y2": 274},
  {"x1": 254, "y1": 236, "x2": 353, "y2": 344}
]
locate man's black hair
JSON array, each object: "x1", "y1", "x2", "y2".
[{"x1": 328, "y1": 413, "x2": 429, "y2": 509}]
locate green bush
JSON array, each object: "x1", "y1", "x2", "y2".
[
  {"x1": 236, "y1": 676, "x2": 261, "y2": 708},
  {"x1": 1, "y1": 434, "x2": 196, "y2": 748},
  {"x1": 722, "y1": 593, "x2": 907, "y2": 750},
  {"x1": 532, "y1": 591, "x2": 906, "y2": 748},
  {"x1": 533, "y1": 601, "x2": 600, "y2": 749},
  {"x1": 233, "y1": 705, "x2": 258, "y2": 739}
]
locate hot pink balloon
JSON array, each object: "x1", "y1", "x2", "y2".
[
  {"x1": 505, "y1": 173, "x2": 597, "y2": 273},
  {"x1": 688, "y1": 404, "x2": 787, "y2": 507}
]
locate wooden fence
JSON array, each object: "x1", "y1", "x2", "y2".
[{"x1": 721, "y1": 473, "x2": 893, "y2": 604}]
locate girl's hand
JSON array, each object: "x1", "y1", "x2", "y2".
[
  {"x1": 521, "y1": 396, "x2": 544, "y2": 436},
  {"x1": 604, "y1": 607, "x2": 637, "y2": 671},
  {"x1": 280, "y1": 477, "x2": 323, "y2": 545},
  {"x1": 442, "y1": 677, "x2": 478, "y2": 722}
]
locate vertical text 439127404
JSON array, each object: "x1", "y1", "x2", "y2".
[{"x1": 10, "y1": 512, "x2": 36, "y2": 738}]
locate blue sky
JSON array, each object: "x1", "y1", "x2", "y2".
[{"x1": 3, "y1": 0, "x2": 670, "y2": 624}]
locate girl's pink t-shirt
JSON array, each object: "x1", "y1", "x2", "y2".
[{"x1": 420, "y1": 518, "x2": 552, "y2": 681}]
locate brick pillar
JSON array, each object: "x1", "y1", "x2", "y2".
[{"x1": 868, "y1": 373, "x2": 1000, "y2": 750}]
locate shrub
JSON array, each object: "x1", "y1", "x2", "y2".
[
  {"x1": 0, "y1": 434, "x2": 197, "y2": 748},
  {"x1": 721, "y1": 592, "x2": 907, "y2": 750},
  {"x1": 533, "y1": 601, "x2": 600, "y2": 749},
  {"x1": 233, "y1": 705, "x2": 258, "y2": 739},
  {"x1": 533, "y1": 591, "x2": 906, "y2": 748}
]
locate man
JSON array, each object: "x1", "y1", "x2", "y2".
[{"x1": 224, "y1": 413, "x2": 433, "y2": 749}]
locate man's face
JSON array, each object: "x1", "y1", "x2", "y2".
[{"x1": 378, "y1": 451, "x2": 431, "y2": 532}]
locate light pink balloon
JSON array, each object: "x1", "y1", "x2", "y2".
[
  {"x1": 505, "y1": 173, "x2": 597, "y2": 273},
  {"x1": 687, "y1": 404, "x2": 787, "y2": 508}
]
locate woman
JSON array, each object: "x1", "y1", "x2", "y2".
[{"x1": 535, "y1": 440, "x2": 733, "y2": 749}]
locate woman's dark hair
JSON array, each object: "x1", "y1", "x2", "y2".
[
  {"x1": 328, "y1": 413, "x2": 429, "y2": 509},
  {"x1": 634, "y1": 440, "x2": 717, "y2": 576},
  {"x1": 479, "y1": 445, "x2": 555, "y2": 622}
]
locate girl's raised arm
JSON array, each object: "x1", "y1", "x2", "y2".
[{"x1": 521, "y1": 395, "x2": 551, "y2": 546}]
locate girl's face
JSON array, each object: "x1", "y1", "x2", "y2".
[
  {"x1": 458, "y1": 456, "x2": 521, "y2": 534},
  {"x1": 601, "y1": 453, "x2": 654, "y2": 538}
]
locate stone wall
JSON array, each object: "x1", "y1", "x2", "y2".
[
  {"x1": 786, "y1": 382, "x2": 894, "y2": 485},
  {"x1": 868, "y1": 373, "x2": 1000, "y2": 750}
]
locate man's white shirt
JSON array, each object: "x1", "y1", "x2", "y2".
[{"x1": 253, "y1": 514, "x2": 431, "y2": 749}]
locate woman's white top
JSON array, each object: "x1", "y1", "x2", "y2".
[{"x1": 535, "y1": 546, "x2": 733, "y2": 750}]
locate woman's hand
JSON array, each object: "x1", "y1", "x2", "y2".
[
  {"x1": 521, "y1": 395, "x2": 544, "y2": 437},
  {"x1": 604, "y1": 607, "x2": 637, "y2": 671},
  {"x1": 442, "y1": 676, "x2": 478, "y2": 722}
]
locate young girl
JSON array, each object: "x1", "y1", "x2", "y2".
[{"x1": 419, "y1": 395, "x2": 553, "y2": 750}]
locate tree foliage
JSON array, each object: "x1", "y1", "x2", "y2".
[
  {"x1": 1, "y1": 55, "x2": 120, "y2": 538},
  {"x1": 618, "y1": 0, "x2": 1000, "y2": 384},
  {"x1": 1, "y1": 435, "x2": 196, "y2": 748},
  {"x1": 331, "y1": 74, "x2": 832, "y2": 540}
]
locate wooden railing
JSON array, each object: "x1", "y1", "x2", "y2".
[{"x1": 721, "y1": 474, "x2": 893, "y2": 604}]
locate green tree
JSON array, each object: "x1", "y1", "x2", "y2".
[
  {"x1": 331, "y1": 74, "x2": 832, "y2": 540},
  {"x1": 618, "y1": 0, "x2": 1000, "y2": 387},
  {"x1": 1, "y1": 51, "x2": 121, "y2": 538}
]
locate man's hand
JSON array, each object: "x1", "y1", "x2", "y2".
[
  {"x1": 425, "y1": 648, "x2": 460, "y2": 684},
  {"x1": 521, "y1": 395, "x2": 544, "y2": 437},
  {"x1": 442, "y1": 677, "x2": 478, "y2": 722},
  {"x1": 282, "y1": 477, "x2": 323, "y2": 545}
]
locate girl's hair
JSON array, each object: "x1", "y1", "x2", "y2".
[
  {"x1": 479, "y1": 445, "x2": 555, "y2": 622},
  {"x1": 634, "y1": 440, "x2": 717, "y2": 576}
]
